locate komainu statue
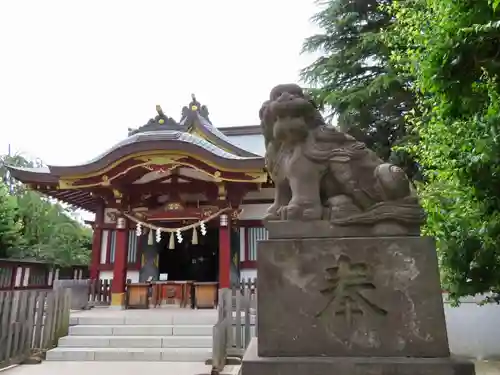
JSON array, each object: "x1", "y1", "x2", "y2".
[{"x1": 260, "y1": 84, "x2": 424, "y2": 231}]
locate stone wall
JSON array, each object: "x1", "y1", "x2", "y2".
[{"x1": 444, "y1": 295, "x2": 500, "y2": 360}]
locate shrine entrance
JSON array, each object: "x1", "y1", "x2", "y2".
[{"x1": 157, "y1": 227, "x2": 219, "y2": 283}]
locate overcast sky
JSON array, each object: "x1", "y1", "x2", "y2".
[{"x1": 0, "y1": 0, "x2": 320, "y2": 166}]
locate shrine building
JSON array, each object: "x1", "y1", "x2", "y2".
[{"x1": 7, "y1": 96, "x2": 271, "y2": 307}]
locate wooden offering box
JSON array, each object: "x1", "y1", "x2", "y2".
[
  {"x1": 125, "y1": 283, "x2": 150, "y2": 309},
  {"x1": 158, "y1": 281, "x2": 180, "y2": 305},
  {"x1": 183, "y1": 281, "x2": 194, "y2": 308},
  {"x1": 193, "y1": 282, "x2": 218, "y2": 309},
  {"x1": 153, "y1": 281, "x2": 194, "y2": 307}
]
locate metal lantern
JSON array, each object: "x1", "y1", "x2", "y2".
[
  {"x1": 220, "y1": 214, "x2": 228, "y2": 227},
  {"x1": 116, "y1": 217, "x2": 126, "y2": 230}
]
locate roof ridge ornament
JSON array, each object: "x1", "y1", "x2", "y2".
[
  {"x1": 127, "y1": 104, "x2": 182, "y2": 136},
  {"x1": 182, "y1": 93, "x2": 211, "y2": 123},
  {"x1": 156, "y1": 104, "x2": 165, "y2": 120},
  {"x1": 190, "y1": 94, "x2": 200, "y2": 111}
]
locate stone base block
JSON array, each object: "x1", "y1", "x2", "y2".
[
  {"x1": 110, "y1": 292, "x2": 125, "y2": 309},
  {"x1": 257, "y1": 236, "x2": 449, "y2": 357},
  {"x1": 264, "y1": 220, "x2": 420, "y2": 238},
  {"x1": 241, "y1": 339, "x2": 475, "y2": 375}
]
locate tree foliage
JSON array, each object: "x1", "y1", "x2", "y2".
[
  {"x1": 301, "y1": 0, "x2": 418, "y2": 177},
  {"x1": 0, "y1": 183, "x2": 23, "y2": 257},
  {"x1": 387, "y1": 0, "x2": 500, "y2": 302},
  {"x1": 0, "y1": 153, "x2": 91, "y2": 265}
]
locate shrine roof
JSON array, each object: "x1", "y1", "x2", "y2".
[
  {"x1": 127, "y1": 95, "x2": 262, "y2": 158},
  {"x1": 7, "y1": 129, "x2": 264, "y2": 181},
  {"x1": 6, "y1": 165, "x2": 58, "y2": 184},
  {"x1": 8, "y1": 95, "x2": 266, "y2": 177},
  {"x1": 5, "y1": 97, "x2": 268, "y2": 212},
  {"x1": 182, "y1": 112, "x2": 261, "y2": 157}
]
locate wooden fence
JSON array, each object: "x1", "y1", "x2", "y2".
[
  {"x1": 0, "y1": 258, "x2": 88, "y2": 291},
  {"x1": 212, "y1": 278, "x2": 257, "y2": 373},
  {"x1": 0, "y1": 288, "x2": 71, "y2": 368},
  {"x1": 88, "y1": 279, "x2": 113, "y2": 305}
]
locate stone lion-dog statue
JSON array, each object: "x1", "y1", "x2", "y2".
[{"x1": 259, "y1": 83, "x2": 424, "y2": 233}]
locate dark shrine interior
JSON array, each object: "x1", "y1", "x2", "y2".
[{"x1": 157, "y1": 226, "x2": 219, "y2": 282}]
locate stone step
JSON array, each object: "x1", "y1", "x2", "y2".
[
  {"x1": 58, "y1": 335, "x2": 212, "y2": 348},
  {"x1": 69, "y1": 324, "x2": 213, "y2": 336},
  {"x1": 70, "y1": 313, "x2": 217, "y2": 326},
  {"x1": 45, "y1": 347, "x2": 212, "y2": 362}
]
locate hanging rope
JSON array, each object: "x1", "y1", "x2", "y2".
[{"x1": 121, "y1": 207, "x2": 232, "y2": 233}]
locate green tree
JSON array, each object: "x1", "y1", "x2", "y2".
[
  {"x1": 0, "y1": 182, "x2": 23, "y2": 257},
  {"x1": 301, "y1": 0, "x2": 418, "y2": 177},
  {"x1": 15, "y1": 190, "x2": 91, "y2": 265},
  {"x1": 387, "y1": 0, "x2": 500, "y2": 302},
  {"x1": 0, "y1": 153, "x2": 91, "y2": 265}
]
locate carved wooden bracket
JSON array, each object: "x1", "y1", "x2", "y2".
[{"x1": 106, "y1": 211, "x2": 118, "y2": 223}]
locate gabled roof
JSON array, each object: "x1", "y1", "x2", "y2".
[
  {"x1": 128, "y1": 95, "x2": 262, "y2": 158},
  {"x1": 8, "y1": 129, "x2": 264, "y2": 180},
  {"x1": 6, "y1": 95, "x2": 269, "y2": 212},
  {"x1": 219, "y1": 125, "x2": 262, "y2": 136},
  {"x1": 180, "y1": 109, "x2": 261, "y2": 158}
]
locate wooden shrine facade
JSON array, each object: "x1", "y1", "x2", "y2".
[{"x1": 7, "y1": 97, "x2": 272, "y2": 308}]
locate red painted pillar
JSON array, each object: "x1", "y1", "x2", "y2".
[
  {"x1": 90, "y1": 204, "x2": 104, "y2": 280},
  {"x1": 111, "y1": 217, "x2": 128, "y2": 308},
  {"x1": 218, "y1": 214, "x2": 231, "y2": 288}
]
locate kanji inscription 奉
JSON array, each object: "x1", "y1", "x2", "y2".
[{"x1": 316, "y1": 254, "x2": 387, "y2": 325}]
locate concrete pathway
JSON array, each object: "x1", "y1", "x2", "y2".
[
  {"x1": 3, "y1": 360, "x2": 499, "y2": 375},
  {"x1": 3, "y1": 362, "x2": 240, "y2": 375},
  {"x1": 476, "y1": 361, "x2": 500, "y2": 375}
]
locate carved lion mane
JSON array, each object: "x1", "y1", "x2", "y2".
[{"x1": 259, "y1": 84, "x2": 323, "y2": 149}]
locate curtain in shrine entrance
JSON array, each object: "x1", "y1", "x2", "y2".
[
  {"x1": 230, "y1": 227, "x2": 240, "y2": 286},
  {"x1": 139, "y1": 230, "x2": 159, "y2": 282}
]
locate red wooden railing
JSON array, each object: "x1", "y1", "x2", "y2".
[{"x1": 0, "y1": 258, "x2": 88, "y2": 291}]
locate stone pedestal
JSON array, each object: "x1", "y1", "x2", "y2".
[
  {"x1": 242, "y1": 338, "x2": 474, "y2": 375},
  {"x1": 240, "y1": 222, "x2": 475, "y2": 375}
]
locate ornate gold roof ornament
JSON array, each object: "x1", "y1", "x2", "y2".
[
  {"x1": 217, "y1": 182, "x2": 226, "y2": 200},
  {"x1": 166, "y1": 202, "x2": 183, "y2": 211},
  {"x1": 112, "y1": 189, "x2": 122, "y2": 199},
  {"x1": 156, "y1": 104, "x2": 164, "y2": 117},
  {"x1": 190, "y1": 94, "x2": 200, "y2": 111},
  {"x1": 102, "y1": 175, "x2": 110, "y2": 186},
  {"x1": 156, "y1": 105, "x2": 165, "y2": 124},
  {"x1": 213, "y1": 170, "x2": 222, "y2": 182}
]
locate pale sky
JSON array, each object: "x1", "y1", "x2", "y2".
[{"x1": 0, "y1": 0, "x2": 320, "y2": 166}]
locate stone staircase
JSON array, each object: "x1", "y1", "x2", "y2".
[{"x1": 46, "y1": 309, "x2": 217, "y2": 362}]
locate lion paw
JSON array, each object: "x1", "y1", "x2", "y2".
[
  {"x1": 282, "y1": 204, "x2": 322, "y2": 221},
  {"x1": 264, "y1": 204, "x2": 284, "y2": 221},
  {"x1": 303, "y1": 206, "x2": 323, "y2": 220},
  {"x1": 263, "y1": 212, "x2": 280, "y2": 221},
  {"x1": 282, "y1": 204, "x2": 302, "y2": 220}
]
